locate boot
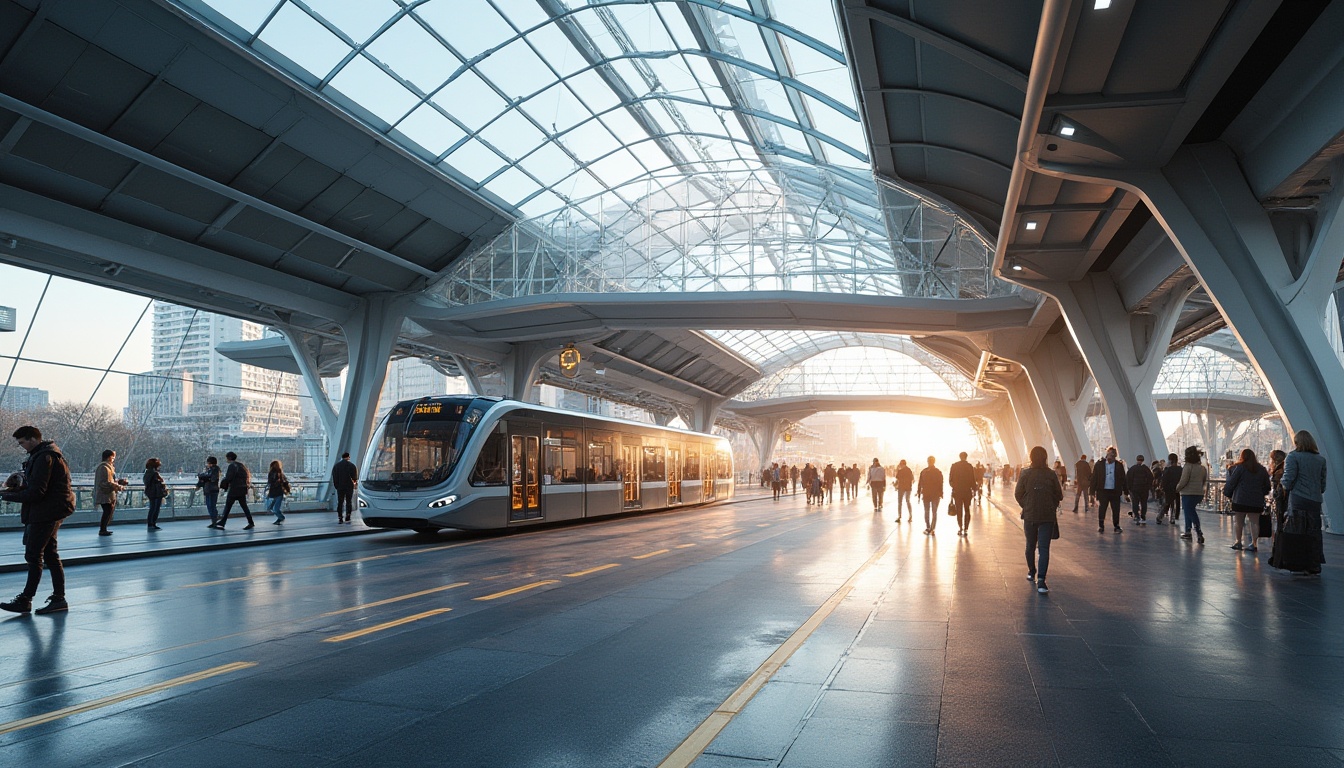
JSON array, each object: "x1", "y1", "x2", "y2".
[
  {"x1": 34, "y1": 595, "x2": 68, "y2": 615},
  {"x1": 0, "y1": 594, "x2": 33, "y2": 613}
]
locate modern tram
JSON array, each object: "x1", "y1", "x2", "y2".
[{"x1": 358, "y1": 396, "x2": 735, "y2": 532}]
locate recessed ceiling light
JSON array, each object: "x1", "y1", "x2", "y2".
[
  {"x1": 1059, "y1": 123, "x2": 1076, "y2": 137},
  {"x1": 1011, "y1": 263, "x2": 1023, "y2": 271},
  {"x1": 1094, "y1": 0, "x2": 1111, "y2": 9},
  {"x1": 1025, "y1": 221, "x2": 1038, "y2": 231}
]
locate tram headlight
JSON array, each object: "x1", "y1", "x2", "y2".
[
  {"x1": 357, "y1": 497, "x2": 367, "y2": 508},
  {"x1": 428, "y1": 494, "x2": 458, "y2": 509}
]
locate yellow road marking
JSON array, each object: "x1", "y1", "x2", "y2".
[
  {"x1": 320, "y1": 583, "x2": 469, "y2": 617},
  {"x1": 566, "y1": 564, "x2": 620, "y2": 578},
  {"x1": 674, "y1": 543, "x2": 696, "y2": 549},
  {"x1": 632, "y1": 549, "x2": 669, "y2": 560},
  {"x1": 0, "y1": 661, "x2": 257, "y2": 736},
  {"x1": 757, "y1": 523, "x2": 770, "y2": 527},
  {"x1": 658, "y1": 540, "x2": 895, "y2": 768},
  {"x1": 323, "y1": 609, "x2": 453, "y2": 643},
  {"x1": 303, "y1": 554, "x2": 389, "y2": 570},
  {"x1": 473, "y1": 580, "x2": 560, "y2": 601},
  {"x1": 181, "y1": 570, "x2": 290, "y2": 588}
]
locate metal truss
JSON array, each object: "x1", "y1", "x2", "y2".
[{"x1": 734, "y1": 346, "x2": 978, "y2": 402}]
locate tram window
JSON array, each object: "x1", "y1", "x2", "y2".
[
  {"x1": 684, "y1": 449, "x2": 700, "y2": 480},
  {"x1": 587, "y1": 431, "x2": 617, "y2": 482},
  {"x1": 470, "y1": 427, "x2": 507, "y2": 486},
  {"x1": 642, "y1": 445, "x2": 665, "y2": 482},
  {"x1": 716, "y1": 450, "x2": 733, "y2": 479},
  {"x1": 543, "y1": 427, "x2": 581, "y2": 483}
]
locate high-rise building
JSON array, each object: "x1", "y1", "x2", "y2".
[
  {"x1": 0, "y1": 385, "x2": 49, "y2": 411},
  {"x1": 130, "y1": 302, "x2": 302, "y2": 438},
  {"x1": 375, "y1": 358, "x2": 467, "y2": 419}
]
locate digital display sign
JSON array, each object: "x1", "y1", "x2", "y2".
[{"x1": 0, "y1": 306, "x2": 14, "y2": 333}]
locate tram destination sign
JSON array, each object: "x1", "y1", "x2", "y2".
[{"x1": 0, "y1": 306, "x2": 14, "y2": 332}]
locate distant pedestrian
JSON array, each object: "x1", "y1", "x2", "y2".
[
  {"x1": 212, "y1": 451, "x2": 255, "y2": 529},
  {"x1": 1126, "y1": 455, "x2": 1153, "y2": 525},
  {"x1": 266, "y1": 460, "x2": 290, "y2": 524},
  {"x1": 894, "y1": 459, "x2": 914, "y2": 521},
  {"x1": 1268, "y1": 449, "x2": 1287, "y2": 531},
  {"x1": 822, "y1": 463, "x2": 836, "y2": 503},
  {"x1": 0, "y1": 426, "x2": 76, "y2": 615},
  {"x1": 1224, "y1": 448, "x2": 1270, "y2": 552},
  {"x1": 196, "y1": 456, "x2": 221, "y2": 527},
  {"x1": 1016, "y1": 445, "x2": 1062, "y2": 594},
  {"x1": 143, "y1": 458, "x2": 167, "y2": 531},
  {"x1": 917, "y1": 456, "x2": 944, "y2": 535},
  {"x1": 1157, "y1": 453, "x2": 1182, "y2": 525},
  {"x1": 867, "y1": 458, "x2": 886, "y2": 511},
  {"x1": 791, "y1": 464, "x2": 800, "y2": 495},
  {"x1": 1270, "y1": 430, "x2": 1327, "y2": 576},
  {"x1": 1176, "y1": 446, "x2": 1208, "y2": 545},
  {"x1": 94, "y1": 448, "x2": 128, "y2": 536},
  {"x1": 1092, "y1": 447, "x2": 1128, "y2": 534},
  {"x1": 331, "y1": 451, "x2": 359, "y2": 524},
  {"x1": 949, "y1": 452, "x2": 977, "y2": 536},
  {"x1": 1072, "y1": 455, "x2": 1092, "y2": 512}
]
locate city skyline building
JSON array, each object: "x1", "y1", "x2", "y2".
[{"x1": 0, "y1": 385, "x2": 49, "y2": 411}]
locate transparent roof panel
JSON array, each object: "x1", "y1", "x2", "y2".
[{"x1": 734, "y1": 346, "x2": 977, "y2": 402}]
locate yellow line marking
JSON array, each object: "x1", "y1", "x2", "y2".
[
  {"x1": 303, "y1": 554, "x2": 389, "y2": 570},
  {"x1": 323, "y1": 609, "x2": 453, "y2": 643},
  {"x1": 320, "y1": 583, "x2": 469, "y2": 617},
  {"x1": 473, "y1": 580, "x2": 560, "y2": 601},
  {"x1": 757, "y1": 523, "x2": 771, "y2": 527},
  {"x1": 658, "y1": 540, "x2": 895, "y2": 768},
  {"x1": 566, "y1": 564, "x2": 620, "y2": 578},
  {"x1": 674, "y1": 543, "x2": 696, "y2": 549},
  {"x1": 181, "y1": 571, "x2": 290, "y2": 588},
  {"x1": 0, "y1": 661, "x2": 257, "y2": 736},
  {"x1": 632, "y1": 549, "x2": 670, "y2": 560}
]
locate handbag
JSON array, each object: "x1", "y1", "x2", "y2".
[{"x1": 1258, "y1": 511, "x2": 1273, "y2": 539}]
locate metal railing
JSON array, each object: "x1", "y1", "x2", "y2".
[{"x1": 0, "y1": 481, "x2": 330, "y2": 530}]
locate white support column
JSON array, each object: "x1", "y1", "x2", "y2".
[
  {"x1": 1002, "y1": 375, "x2": 1053, "y2": 456},
  {"x1": 328, "y1": 295, "x2": 407, "y2": 481},
  {"x1": 279, "y1": 327, "x2": 337, "y2": 439},
  {"x1": 502, "y1": 342, "x2": 554, "y2": 403},
  {"x1": 691, "y1": 395, "x2": 728, "y2": 434},
  {"x1": 1043, "y1": 275, "x2": 1188, "y2": 461},
  {"x1": 1129, "y1": 143, "x2": 1344, "y2": 529},
  {"x1": 1016, "y1": 332, "x2": 1093, "y2": 463},
  {"x1": 749, "y1": 418, "x2": 783, "y2": 467},
  {"x1": 987, "y1": 406, "x2": 1027, "y2": 466},
  {"x1": 443, "y1": 352, "x2": 487, "y2": 395}
]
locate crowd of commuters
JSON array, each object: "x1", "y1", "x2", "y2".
[{"x1": 0, "y1": 424, "x2": 365, "y2": 615}]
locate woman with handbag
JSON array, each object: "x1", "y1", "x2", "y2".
[
  {"x1": 143, "y1": 458, "x2": 167, "y2": 531},
  {"x1": 1016, "y1": 446, "x2": 1062, "y2": 594},
  {"x1": 1224, "y1": 449, "x2": 1271, "y2": 552},
  {"x1": 1270, "y1": 431, "x2": 1327, "y2": 576},
  {"x1": 1176, "y1": 446, "x2": 1209, "y2": 545},
  {"x1": 265, "y1": 459, "x2": 290, "y2": 525}
]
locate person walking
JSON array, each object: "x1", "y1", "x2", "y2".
[
  {"x1": 1091, "y1": 447, "x2": 1129, "y2": 533},
  {"x1": 1072, "y1": 455, "x2": 1092, "y2": 512},
  {"x1": 212, "y1": 451, "x2": 255, "y2": 529},
  {"x1": 1156, "y1": 453, "x2": 1182, "y2": 525},
  {"x1": 143, "y1": 458, "x2": 167, "y2": 530},
  {"x1": 1270, "y1": 430, "x2": 1328, "y2": 576},
  {"x1": 917, "y1": 456, "x2": 944, "y2": 535},
  {"x1": 948, "y1": 452, "x2": 977, "y2": 536},
  {"x1": 984, "y1": 463, "x2": 995, "y2": 493},
  {"x1": 867, "y1": 458, "x2": 887, "y2": 511},
  {"x1": 0, "y1": 426, "x2": 76, "y2": 615},
  {"x1": 770, "y1": 463, "x2": 782, "y2": 501},
  {"x1": 331, "y1": 451, "x2": 359, "y2": 523},
  {"x1": 1176, "y1": 446, "x2": 1209, "y2": 545},
  {"x1": 822, "y1": 463, "x2": 836, "y2": 503},
  {"x1": 1224, "y1": 448, "x2": 1271, "y2": 552},
  {"x1": 791, "y1": 464, "x2": 800, "y2": 495},
  {"x1": 894, "y1": 459, "x2": 914, "y2": 521},
  {"x1": 196, "y1": 456, "x2": 221, "y2": 527},
  {"x1": 1016, "y1": 445, "x2": 1062, "y2": 594},
  {"x1": 94, "y1": 448, "x2": 128, "y2": 536},
  {"x1": 1126, "y1": 455, "x2": 1154, "y2": 525},
  {"x1": 265, "y1": 460, "x2": 290, "y2": 524}
]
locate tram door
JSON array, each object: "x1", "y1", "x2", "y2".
[
  {"x1": 509, "y1": 422, "x2": 543, "y2": 521},
  {"x1": 703, "y1": 451, "x2": 716, "y2": 501},
  {"x1": 668, "y1": 446, "x2": 682, "y2": 504},
  {"x1": 622, "y1": 442, "x2": 642, "y2": 508}
]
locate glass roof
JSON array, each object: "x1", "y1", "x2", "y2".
[
  {"x1": 175, "y1": 0, "x2": 867, "y2": 219},
  {"x1": 734, "y1": 346, "x2": 975, "y2": 402}
]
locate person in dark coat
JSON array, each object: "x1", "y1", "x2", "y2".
[
  {"x1": 196, "y1": 456, "x2": 221, "y2": 527},
  {"x1": 893, "y1": 459, "x2": 914, "y2": 522},
  {"x1": 1224, "y1": 448, "x2": 1271, "y2": 552},
  {"x1": 265, "y1": 459, "x2": 290, "y2": 524},
  {"x1": 1157, "y1": 453, "x2": 1182, "y2": 525},
  {"x1": 1016, "y1": 445, "x2": 1063, "y2": 594},
  {"x1": 143, "y1": 457, "x2": 167, "y2": 530},
  {"x1": 1126, "y1": 454, "x2": 1154, "y2": 525},
  {"x1": 917, "y1": 456, "x2": 944, "y2": 535},
  {"x1": 1270, "y1": 430, "x2": 1327, "y2": 575},
  {"x1": 331, "y1": 451, "x2": 359, "y2": 524},
  {"x1": 1072, "y1": 455, "x2": 1093, "y2": 512},
  {"x1": 948, "y1": 452, "x2": 977, "y2": 536},
  {"x1": 1, "y1": 426, "x2": 76, "y2": 615},
  {"x1": 212, "y1": 451, "x2": 255, "y2": 529},
  {"x1": 1091, "y1": 446, "x2": 1128, "y2": 533}
]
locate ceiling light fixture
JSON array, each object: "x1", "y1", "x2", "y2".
[
  {"x1": 1094, "y1": 0, "x2": 1112, "y2": 9},
  {"x1": 1024, "y1": 221, "x2": 1038, "y2": 231},
  {"x1": 1058, "y1": 123, "x2": 1076, "y2": 137}
]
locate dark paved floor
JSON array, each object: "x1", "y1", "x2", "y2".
[{"x1": 0, "y1": 483, "x2": 1338, "y2": 767}]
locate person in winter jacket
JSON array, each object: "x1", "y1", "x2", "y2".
[
  {"x1": 1224, "y1": 448, "x2": 1271, "y2": 551},
  {"x1": 1016, "y1": 445, "x2": 1063, "y2": 594},
  {"x1": 1, "y1": 426, "x2": 76, "y2": 615},
  {"x1": 1126, "y1": 455, "x2": 1154, "y2": 525}
]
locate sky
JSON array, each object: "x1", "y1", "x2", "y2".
[{"x1": 0, "y1": 264, "x2": 154, "y2": 410}]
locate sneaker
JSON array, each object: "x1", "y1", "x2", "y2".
[
  {"x1": 242, "y1": 524, "x2": 255, "y2": 530},
  {"x1": 34, "y1": 595, "x2": 67, "y2": 615},
  {"x1": 1114, "y1": 527, "x2": 1123, "y2": 534},
  {"x1": 1248, "y1": 545, "x2": 1258, "y2": 552},
  {"x1": 1231, "y1": 542, "x2": 1243, "y2": 550},
  {"x1": 209, "y1": 524, "x2": 224, "y2": 529},
  {"x1": 1037, "y1": 581, "x2": 1049, "y2": 594},
  {"x1": 1098, "y1": 526, "x2": 1105, "y2": 533},
  {"x1": 148, "y1": 525, "x2": 162, "y2": 531},
  {"x1": 1197, "y1": 533, "x2": 1205, "y2": 545},
  {"x1": 1179, "y1": 532, "x2": 1192, "y2": 540},
  {"x1": 98, "y1": 530, "x2": 113, "y2": 536},
  {"x1": 0, "y1": 594, "x2": 32, "y2": 613},
  {"x1": 273, "y1": 520, "x2": 283, "y2": 525},
  {"x1": 1027, "y1": 573, "x2": 1036, "y2": 582}
]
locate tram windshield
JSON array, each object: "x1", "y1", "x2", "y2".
[{"x1": 363, "y1": 399, "x2": 480, "y2": 491}]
